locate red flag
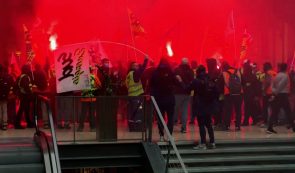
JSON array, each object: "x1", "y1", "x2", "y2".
[
  {"x1": 225, "y1": 10, "x2": 235, "y2": 38},
  {"x1": 240, "y1": 29, "x2": 253, "y2": 60},
  {"x1": 127, "y1": 9, "x2": 146, "y2": 37},
  {"x1": 23, "y1": 24, "x2": 35, "y2": 64}
]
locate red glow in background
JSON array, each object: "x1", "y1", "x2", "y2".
[{"x1": 1, "y1": 0, "x2": 295, "y2": 68}]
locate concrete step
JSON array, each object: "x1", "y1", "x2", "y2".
[
  {"x1": 161, "y1": 146, "x2": 295, "y2": 155},
  {"x1": 0, "y1": 163, "x2": 44, "y2": 173},
  {"x1": 169, "y1": 164, "x2": 295, "y2": 173},
  {"x1": 168, "y1": 154, "x2": 295, "y2": 166}
]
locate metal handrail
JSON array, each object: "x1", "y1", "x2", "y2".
[
  {"x1": 38, "y1": 95, "x2": 62, "y2": 173},
  {"x1": 55, "y1": 95, "x2": 150, "y2": 143},
  {"x1": 151, "y1": 96, "x2": 188, "y2": 173}
]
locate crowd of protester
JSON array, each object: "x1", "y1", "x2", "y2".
[{"x1": 1, "y1": 56, "x2": 295, "y2": 149}]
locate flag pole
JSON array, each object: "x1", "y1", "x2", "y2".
[
  {"x1": 290, "y1": 50, "x2": 295, "y2": 71},
  {"x1": 232, "y1": 10, "x2": 238, "y2": 68},
  {"x1": 200, "y1": 27, "x2": 209, "y2": 65},
  {"x1": 127, "y1": 8, "x2": 138, "y2": 62}
]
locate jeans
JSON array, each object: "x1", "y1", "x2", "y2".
[
  {"x1": 57, "y1": 97, "x2": 73, "y2": 124},
  {"x1": 262, "y1": 95, "x2": 272, "y2": 124},
  {"x1": 174, "y1": 95, "x2": 191, "y2": 130},
  {"x1": 224, "y1": 95, "x2": 242, "y2": 127}
]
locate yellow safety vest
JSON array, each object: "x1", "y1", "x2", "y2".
[{"x1": 126, "y1": 71, "x2": 144, "y2": 96}]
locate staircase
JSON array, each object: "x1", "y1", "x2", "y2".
[
  {"x1": 58, "y1": 142, "x2": 146, "y2": 170},
  {"x1": 159, "y1": 139, "x2": 295, "y2": 173},
  {"x1": 0, "y1": 137, "x2": 45, "y2": 173}
]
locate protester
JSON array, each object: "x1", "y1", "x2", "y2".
[
  {"x1": 186, "y1": 65, "x2": 217, "y2": 149},
  {"x1": 267, "y1": 63, "x2": 295, "y2": 134},
  {"x1": 150, "y1": 58, "x2": 176, "y2": 141},
  {"x1": 173, "y1": 57, "x2": 194, "y2": 133},
  {"x1": 222, "y1": 61, "x2": 243, "y2": 131}
]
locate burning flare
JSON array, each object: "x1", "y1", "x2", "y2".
[
  {"x1": 166, "y1": 41, "x2": 174, "y2": 57},
  {"x1": 49, "y1": 34, "x2": 58, "y2": 51}
]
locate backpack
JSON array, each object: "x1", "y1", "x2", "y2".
[
  {"x1": 198, "y1": 76, "x2": 217, "y2": 102},
  {"x1": 0, "y1": 76, "x2": 10, "y2": 100},
  {"x1": 15, "y1": 74, "x2": 31, "y2": 96},
  {"x1": 227, "y1": 69, "x2": 242, "y2": 95}
]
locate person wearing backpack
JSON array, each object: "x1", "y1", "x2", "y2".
[
  {"x1": 184, "y1": 65, "x2": 217, "y2": 149},
  {"x1": 267, "y1": 63, "x2": 295, "y2": 134},
  {"x1": 0, "y1": 65, "x2": 14, "y2": 130},
  {"x1": 15, "y1": 65, "x2": 34, "y2": 129},
  {"x1": 222, "y1": 61, "x2": 243, "y2": 131}
]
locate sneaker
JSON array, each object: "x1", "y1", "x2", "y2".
[
  {"x1": 214, "y1": 125, "x2": 224, "y2": 131},
  {"x1": 159, "y1": 136, "x2": 164, "y2": 142},
  {"x1": 57, "y1": 124, "x2": 64, "y2": 129},
  {"x1": 90, "y1": 128, "x2": 96, "y2": 132},
  {"x1": 260, "y1": 123, "x2": 266, "y2": 128},
  {"x1": 292, "y1": 127, "x2": 295, "y2": 133},
  {"x1": 77, "y1": 126, "x2": 83, "y2": 132},
  {"x1": 207, "y1": 143, "x2": 216, "y2": 149},
  {"x1": 27, "y1": 123, "x2": 35, "y2": 128},
  {"x1": 193, "y1": 144, "x2": 207, "y2": 150},
  {"x1": 64, "y1": 123, "x2": 71, "y2": 129},
  {"x1": 15, "y1": 124, "x2": 25, "y2": 129},
  {"x1": 43, "y1": 124, "x2": 50, "y2": 129},
  {"x1": 223, "y1": 126, "x2": 230, "y2": 131},
  {"x1": 2, "y1": 125, "x2": 7, "y2": 131},
  {"x1": 235, "y1": 126, "x2": 241, "y2": 131},
  {"x1": 266, "y1": 128, "x2": 277, "y2": 134},
  {"x1": 181, "y1": 128, "x2": 187, "y2": 133}
]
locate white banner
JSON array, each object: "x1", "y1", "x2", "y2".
[{"x1": 54, "y1": 42, "x2": 93, "y2": 93}]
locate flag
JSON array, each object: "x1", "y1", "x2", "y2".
[
  {"x1": 127, "y1": 9, "x2": 146, "y2": 37},
  {"x1": 54, "y1": 42, "x2": 92, "y2": 93},
  {"x1": 23, "y1": 24, "x2": 35, "y2": 64},
  {"x1": 239, "y1": 29, "x2": 253, "y2": 60},
  {"x1": 225, "y1": 10, "x2": 235, "y2": 38},
  {"x1": 10, "y1": 52, "x2": 19, "y2": 66},
  {"x1": 9, "y1": 52, "x2": 21, "y2": 80}
]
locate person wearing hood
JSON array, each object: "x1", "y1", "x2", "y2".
[
  {"x1": 173, "y1": 57, "x2": 194, "y2": 133},
  {"x1": 15, "y1": 64, "x2": 34, "y2": 129},
  {"x1": 185, "y1": 65, "x2": 217, "y2": 149},
  {"x1": 150, "y1": 58, "x2": 177, "y2": 141}
]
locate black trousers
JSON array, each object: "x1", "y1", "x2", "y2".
[
  {"x1": 268, "y1": 93, "x2": 294, "y2": 129},
  {"x1": 213, "y1": 100, "x2": 224, "y2": 126},
  {"x1": 155, "y1": 96, "x2": 175, "y2": 136},
  {"x1": 197, "y1": 113, "x2": 215, "y2": 144},
  {"x1": 7, "y1": 99, "x2": 16, "y2": 125},
  {"x1": 243, "y1": 94, "x2": 258, "y2": 124},
  {"x1": 224, "y1": 95, "x2": 242, "y2": 127},
  {"x1": 16, "y1": 97, "x2": 33, "y2": 126},
  {"x1": 79, "y1": 101, "x2": 96, "y2": 129}
]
